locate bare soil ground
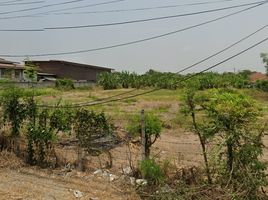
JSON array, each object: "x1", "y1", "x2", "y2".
[{"x1": 0, "y1": 162, "x2": 138, "y2": 200}]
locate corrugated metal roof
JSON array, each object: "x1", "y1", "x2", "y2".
[
  {"x1": 0, "y1": 58, "x2": 23, "y2": 69},
  {"x1": 31, "y1": 60, "x2": 113, "y2": 71}
]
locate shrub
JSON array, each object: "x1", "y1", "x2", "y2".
[
  {"x1": 255, "y1": 80, "x2": 268, "y2": 92},
  {"x1": 74, "y1": 109, "x2": 114, "y2": 154},
  {"x1": 182, "y1": 88, "x2": 267, "y2": 197},
  {"x1": 139, "y1": 159, "x2": 165, "y2": 185},
  {"x1": 55, "y1": 78, "x2": 74, "y2": 90},
  {"x1": 1, "y1": 87, "x2": 27, "y2": 136}
]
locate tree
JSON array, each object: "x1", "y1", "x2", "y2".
[
  {"x1": 24, "y1": 59, "x2": 38, "y2": 82},
  {"x1": 260, "y1": 53, "x2": 268, "y2": 75},
  {"x1": 181, "y1": 83, "x2": 213, "y2": 184},
  {"x1": 181, "y1": 87, "x2": 267, "y2": 196},
  {"x1": 201, "y1": 89, "x2": 267, "y2": 196}
]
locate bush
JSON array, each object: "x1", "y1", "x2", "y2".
[
  {"x1": 97, "y1": 72, "x2": 120, "y2": 90},
  {"x1": 255, "y1": 80, "x2": 268, "y2": 92},
  {"x1": 1, "y1": 87, "x2": 27, "y2": 136},
  {"x1": 74, "y1": 109, "x2": 114, "y2": 154},
  {"x1": 139, "y1": 159, "x2": 165, "y2": 185},
  {"x1": 128, "y1": 113, "x2": 162, "y2": 138},
  {"x1": 55, "y1": 78, "x2": 74, "y2": 90}
]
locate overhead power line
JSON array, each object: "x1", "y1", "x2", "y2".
[
  {"x1": 37, "y1": 35, "x2": 268, "y2": 108},
  {"x1": 0, "y1": 1, "x2": 45, "y2": 7},
  {"x1": 176, "y1": 23, "x2": 268, "y2": 74},
  {"x1": 0, "y1": 0, "x2": 23, "y2": 5},
  {"x1": 52, "y1": 0, "x2": 243, "y2": 15},
  {"x1": 29, "y1": 0, "x2": 126, "y2": 16},
  {"x1": 0, "y1": 0, "x2": 88, "y2": 15},
  {"x1": 38, "y1": 0, "x2": 239, "y2": 16},
  {"x1": 0, "y1": 1, "x2": 264, "y2": 32},
  {"x1": 1, "y1": 2, "x2": 266, "y2": 58},
  {"x1": 0, "y1": 0, "x2": 125, "y2": 19},
  {"x1": 46, "y1": 1, "x2": 266, "y2": 30}
]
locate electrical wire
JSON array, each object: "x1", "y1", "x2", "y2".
[
  {"x1": 38, "y1": 0, "x2": 240, "y2": 16},
  {"x1": 29, "y1": 0, "x2": 126, "y2": 16},
  {"x1": 0, "y1": 2, "x2": 266, "y2": 57},
  {"x1": 176, "y1": 23, "x2": 268, "y2": 74},
  {"x1": 0, "y1": 0, "x2": 88, "y2": 15},
  {"x1": 0, "y1": 0, "x2": 125, "y2": 19},
  {"x1": 0, "y1": 0, "x2": 24, "y2": 5},
  {"x1": 0, "y1": 1, "x2": 263, "y2": 32},
  {"x1": 46, "y1": 1, "x2": 267, "y2": 30},
  {"x1": 71, "y1": 23, "x2": 268, "y2": 106},
  {"x1": 36, "y1": 35, "x2": 268, "y2": 108},
  {"x1": 0, "y1": 1, "x2": 45, "y2": 7},
  {"x1": 52, "y1": 0, "x2": 244, "y2": 15}
]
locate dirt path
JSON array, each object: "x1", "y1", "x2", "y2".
[{"x1": 0, "y1": 167, "x2": 138, "y2": 200}]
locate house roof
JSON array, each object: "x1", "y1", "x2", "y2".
[
  {"x1": 30, "y1": 60, "x2": 113, "y2": 71},
  {"x1": 249, "y1": 72, "x2": 268, "y2": 82},
  {"x1": 0, "y1": 58, "x2": 24, "y2": 69}
]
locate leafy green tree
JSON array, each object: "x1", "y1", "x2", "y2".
[
  {"x1": 182, "y1": 87, "x2": 267, "y2": 196},
  {"x1": 202, "y1": 89, "x2": 266, "y2": 196},
  {"x1": 24, "y1": 59, "x2": 38, "y2": 82}
]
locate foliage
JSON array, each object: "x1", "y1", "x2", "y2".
[
  {"x1": 25, "y1": 99, "x2": 72, "y2": 166},
  {"x1": 49, "y1": 107, "x2": 74, "y2": 134},
  {"x1": 202, "y1": 89, "x2": 267, "y2": 196},
  {"x1": 139, "y1": 159, "x2": 165, "y2": 185},
  {"x1": 182, "y1": 88, "x2": 267, "y2": 197},
  {"x1": 97, "y1": 72, "x2": 120, "y2": 90},
  {"x1": 24, "y1": 59, "x2": 38, "y2": 82},
  {"x1": 181, "y1": 86, "x2": 213, "y2": 184},
  {"x1": 128, "y1": 112, "x2": 162, "y2": 158},
  {"x1": 97, "y1": 70, "x2": 250, "y2": 91},
  {"x1": 183, "y1": 72, "x2": 250, "y2": 90},
  {"x1": 255, "y1": 80, "x2": 268, "y2": 92},
  {"x1": 55, "y1": 78, "x2": 74, "y2": 90},
  {"x1": 1, "y1": 87, "x2": 27, "y2": 136},
  {"x1": 26, "y1": 124, "x2": 55, "y2": 165},
  {"x1": 74, "y1": 109, "x2": 114, "y2": 154},
  {"x1": 261, "y1": 53, "x2": 268, "y2": 75}
]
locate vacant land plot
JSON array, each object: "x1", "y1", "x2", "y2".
[{"x1": 1, "y1": 87, "x2": 268, "y2": 199}]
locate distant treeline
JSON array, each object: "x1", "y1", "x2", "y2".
[{"x1": 97, "y1": 69, "x2": 268, "y2": 91}]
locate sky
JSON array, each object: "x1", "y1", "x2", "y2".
[{"x1": 0, "y1": 0, "x2": 268, "y2": 74}]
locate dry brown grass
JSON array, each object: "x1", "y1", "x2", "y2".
[{"x1": 0, "y1": 150, "x2": 24, "y2": 169}]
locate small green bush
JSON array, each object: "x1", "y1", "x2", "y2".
[
  {"x1": 55, "y1": 79, "x2": 74, "y2": 90},
  {"x1": 1, "y1": 87, "x2": 27, "y2": 136},
  {"x1": 255, "y1": 80, "x2": 268, "y2": 92},
  {"x1": 139, "y1": 159, "x2": 165, "y2": 185},
  {"x1": 127, "y1": 113, "x2": 162, "y2": 138}
]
